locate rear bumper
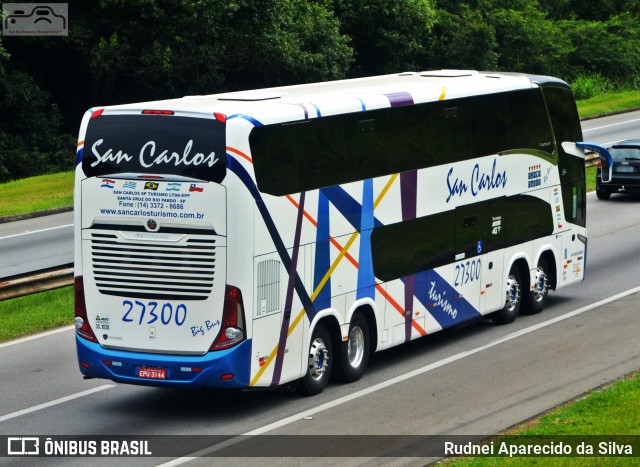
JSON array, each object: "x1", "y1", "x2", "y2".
[
  {"x1": 75, "y1": 335, "x2": 251, "y2": 389},
  {"x1": 596, "y1": 175, "x2": 640, "y2": 193}
]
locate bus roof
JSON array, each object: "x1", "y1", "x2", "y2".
[{"x1": 98, "y1": 70, "x2": 569, "y2": 126}]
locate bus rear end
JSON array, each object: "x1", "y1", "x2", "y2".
[{"x1": 74, "y1": 108, "x2": 251, "y2": 388}]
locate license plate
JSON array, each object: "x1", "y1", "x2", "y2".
[
  {"x1": 138, "y1": 367, "x2": 167, "y2": 380},
  {"x1": 616, "y1": 166, "x2": 635, "y2": 173}
]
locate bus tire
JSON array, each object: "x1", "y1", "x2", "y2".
[
  {"x1": 493, "y1": 265, "x2": 522, "y2": 325},
  {"x1": 524, "y1": 257, "x2": 549, "y2": 314},
  {"x1": 334, "y1": 313, "x2": 370, "y2": 383},
  {"x1": 298, "y1": 322, "x2": 332, "y2": 396}
]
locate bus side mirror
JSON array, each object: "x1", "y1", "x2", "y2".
[{"x1": 575, "y1": 142, "x2": 613, "y2": 183}]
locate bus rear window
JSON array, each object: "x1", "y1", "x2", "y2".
[{"x1": 82, "y1": 114, "x2": 226, "y2": 182}]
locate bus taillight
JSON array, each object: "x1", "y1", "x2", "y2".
[
  {"x1": 74, "y1": 276, "x2": 98, "y2": 343},
  {"x1": 210, "y1": 285, "x2": 246, "y2": 351},
  {"x1": 142, "y1": 109, "x2": 175, "y2": 115}
]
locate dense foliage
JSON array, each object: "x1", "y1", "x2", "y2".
[{"x1": 2, "y1": 0, "x2": 640, "y2": 181}]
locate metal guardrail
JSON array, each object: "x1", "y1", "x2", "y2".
[
  {"x1": 585, "y1": 152, "x2": 599, "y2": 168},
  {"x1": 0, "y1": 266, "x2": 73, "y2": 301}
]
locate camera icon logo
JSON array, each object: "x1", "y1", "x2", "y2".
[{"x1": 3, "y1": 3, "x2": 68, "y2": 36}]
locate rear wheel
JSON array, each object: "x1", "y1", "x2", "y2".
[
  {"x1": 524, "y1": 257, "x2": 549, "y2": 314},
  {"x1": 333, "y1": 313, "x2": 370, "y2": 383},
  {"x1": 297, "y1": 323, "x2": 332, "y2": 396},
  {"x1": 493, "y1": 265, "x2": 522, "y2": 325},
  {"x1": 596, "y1": 189, "x2": 611, "y2": 200}
]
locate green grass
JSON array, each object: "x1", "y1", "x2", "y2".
[
  {"x1": 0, "y1": 171, "x2": 74, "y2": 217},
  {"x1": 446, "y1": 372, "x2": 640, "y2": 466},
  {"x1": 586, "y1": 166, "x2": 597, "y2": 192},
  {"x1": 0, "y1": 286, "x2": 73, "y2": 342},
  {"x1": 576, "y1": 90, "x2": 640, "y2": 119}
]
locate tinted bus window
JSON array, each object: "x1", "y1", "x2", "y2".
[
  {"x1": 83, "y1": 115, "x2": 226, "y2": 182},
  {"x1": 506, "y1": 89, "x2": 554, "y2": 154},
  {"x1": 470, "y1": 93, "x2": 508, "y2": 157},
  {"x1": 543, "y1": 86, "x2": 583, "y2": 144},
  {"x1": 431, "y1": 100, "x2": 471, "y2": 165},
  {"x1": 371, "y1": 211, "x2": 456, "y2": 282}
]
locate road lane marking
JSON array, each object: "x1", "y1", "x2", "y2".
[
  {"x1": 0, "y1": 326, "x2": 74, "y2": 349},
  {"x1": 158, "y1": 283, "x2": 640, "y2": 465},
  {"x1": 582, "y1": 117, "x2": 640, "y2": 132},
  {"x1": 0, "y1": 224, "x2": 73, "y2": 241},
  {"x1": 0, "y1": 385, "x2": 115, "y2": 423}
]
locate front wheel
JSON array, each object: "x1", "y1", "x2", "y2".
[
  {"x1": 333, "y1": 313, "x2": 370, "y2": 383},
  {"x1": 297, "y1": 322, "x2": 332, "y2": 396},
  {"x1": 524, "y1": 257, "x2": 549, "y2": 314},
  {"x1": 493, "y1": 265, "x2": 522, "y2": 325}
]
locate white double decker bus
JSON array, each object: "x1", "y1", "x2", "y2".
[{"x1": 74, "y1": 70, "x2": 590, "y2": 395}]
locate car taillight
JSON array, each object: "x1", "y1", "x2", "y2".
[
  {"x1": 597, "y1": 160, "x2": 602, "y2": 169},
  {"x1": 210, "y1": 285, "x2": 246, "y2": 351},
  {"x1": 74, "y1": 276, "x2": 98, "y2": 342}
]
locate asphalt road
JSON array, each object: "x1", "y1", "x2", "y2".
[{"x1": 0, "y1": 211, "x2": 73, "y2": 279}]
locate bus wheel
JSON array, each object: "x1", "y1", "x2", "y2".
[
  {"x1": 494, "y1": 265, "x2": 522, "y2": 325},
  {"x1": 334, "y1": 313, "x2": 370, "y2": 383},
  {"x1": 524, "y1": 257, "x2": 549, "y2": 314},
  {"x1": 298, "y1": 322, "x2": 332, "y2": 396}
]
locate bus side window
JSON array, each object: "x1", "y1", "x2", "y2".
[
  {"x1": 389, "y1": 104, "x2": 434, "y2": 173},
  {"x1": 250, "y1": 124, "x2": 300, "y2": 196},
  {"x1": 370, "y1": 211, "x2": 456, "y2": 282},
  {"x1": 507, "y1": 89, "x2": 554, "y2": 154},
  {"x1": 470, "y1": 94, "x2": 508, "y2": 158},
  {"x1": 296, "y1": 118, "x2": 345, "y2": 192},
  {"x1": 344, "y1": 109, "x2": 391, "y2": 183},
  {"x1": 431, "y1": 100, "x2": 471, "y2": 165}
]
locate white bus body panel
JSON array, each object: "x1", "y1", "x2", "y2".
[{"x1": 80, "y1": 177, "x2": 227, "y2": 354}]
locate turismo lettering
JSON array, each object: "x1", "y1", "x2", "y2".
[{"x1": 446, "y1": 159, "x2": 508, "y2": 203}]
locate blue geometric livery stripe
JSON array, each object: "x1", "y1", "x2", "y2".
[
  {"x1": 413, "y1": 270, "x2": 481, "y2": 329},
  {"x1": 320, "y1": 185, "x2": 384, "y2": 232},
  {"x1": 356, "y1": 179, "x2": 375, "y2": 300},
  {"x1": 314, "y1": 191, "x2": 332, "y2": 311},
  {"x1": 227, "y1": 114, "x2": 264, "y2": 127}
]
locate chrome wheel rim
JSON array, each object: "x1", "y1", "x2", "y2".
[
  {"x1": 347, "y1": 325, "x2": 365, "y2": 369},
  {"x1": 308, "y1": 336, "x2": 329, "y2": 381},
  {"x1": 505, "y1": 275, "x2": 520, "y2": 312},
  {"x1": 532, "y1": 267, "x2": 548, "y2": 303}
]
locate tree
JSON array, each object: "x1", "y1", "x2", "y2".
[
  {"x1": 334, "y1": 0, "x2": 437, "y2": 75},
  {"x1": 65, "y1": 0, "x2": 352, "y2": 103},
  {"x1": 491, "y1": 2, "x2": 574, "y2": 76},
  {"x1": 427, "y1": 4, "x2": 498, "y2": 71},
  {"x1": 563, "y1": 12, "x2": 640, "y2": 83},
  {"x1": 0, "y1": 39, "x2": 72, "y2": 182}
]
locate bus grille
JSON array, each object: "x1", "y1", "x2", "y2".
[{"x1": 89, "y1": 232, "x2": 216, "y2": 300}]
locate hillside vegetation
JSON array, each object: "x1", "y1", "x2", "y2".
[{"x1": 2, "y1": 1, "x2": 640, "y2": 182}]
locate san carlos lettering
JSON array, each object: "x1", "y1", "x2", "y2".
[
  {"x1": 90, "y1": 139, "x2": 132, "y2": 167},
  {"x1": 90, "y1": 139, "x2": 219, "y2": 169},
  {"x1": 140, "y1": 140, "x2": 219, "y2": 168},
  {"x1": 446, "y1": 159, "x2": 507, "y2": 203}
]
